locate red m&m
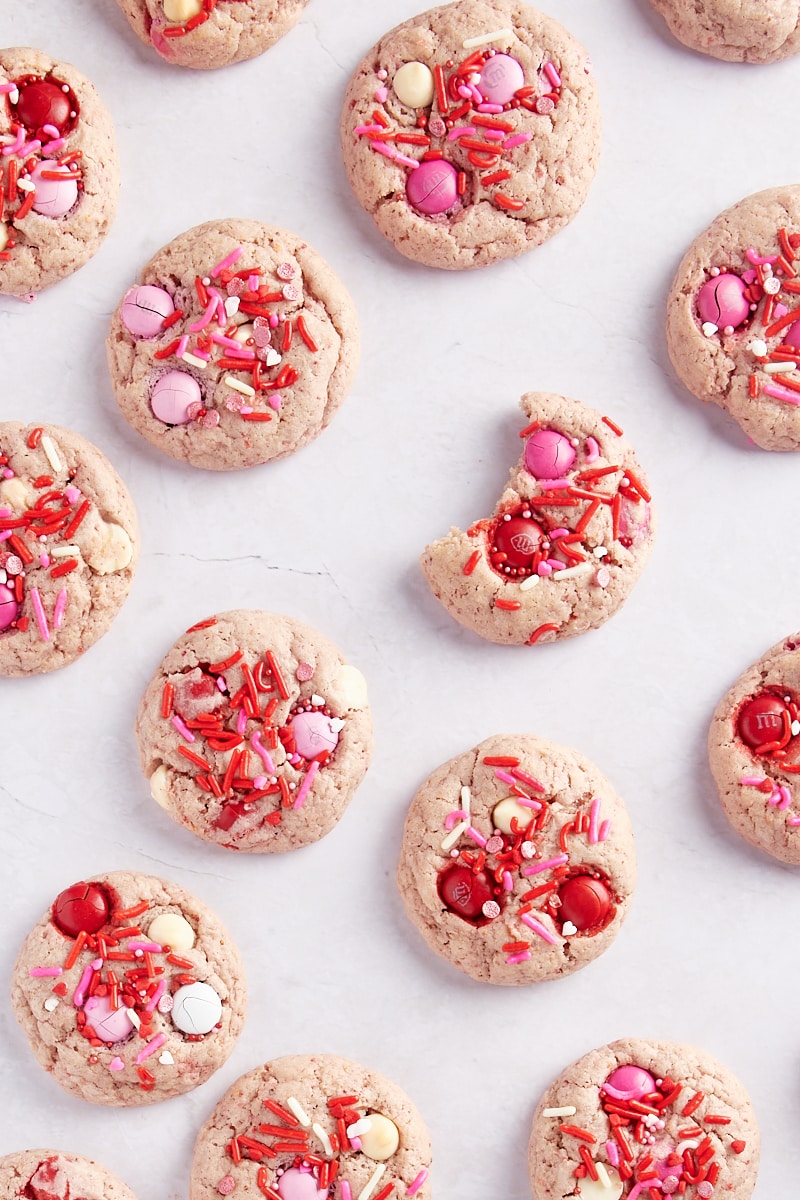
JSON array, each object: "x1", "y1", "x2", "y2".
[
  {"x1": 52, "y1": 882, "x2": 110, "y2": 937},
  {"x1": 437, "y1": 864, "x2": 494, "y2": 924},
  {"x1": 557, "y1": 874, "x2": 612, "y2": 932},
  {"x1": 737, "y1": 693, "x2": 788, "y2": 750},
  {"x1": 493, "y1": 515, "x2": 545, "y2": 570},
  {"x1": 14, "y1": 77, "x2": 77, "y2": 137}
]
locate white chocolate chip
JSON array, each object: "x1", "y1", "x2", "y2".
[
  {"x1": 393, "y1": 61, "x2": 435, "y2": 108},
  {"x1": 358, "y1": 1113, "x2": 400, "y2": 1161},
  {"x1": 701, "y1": 321, "x2": 718, "y2": 337},
  {"x1": 330, "y1": 664, "x2": 369, "y2": 709},
  {"x1": 492, "y1": 797, "x2": 535, "y2": 835},
  {"x1": 577, "y1": 1167, "x2": 623, "y2": 1198},
  {"x1": 0, "y1": 222, "x2": 8, "y2": 253},
  {"x1": 233, "y1": 322, "x2": 253, "y2": 344},
  {"x1": 0, "y1": 477, "x2": 33, "y2": 511},
  {"x1": 148, "y1": 912, "x2": 196, "y2": 953},
  {"x1": 162, "y1": 0, "x2": 202, "y2": 19},
  {"x1": 149, "y1": 764, "x2": 171, "y2": 811},
  {"x1": 85, "y1": 521, "x2": 134, "y2": 574}
]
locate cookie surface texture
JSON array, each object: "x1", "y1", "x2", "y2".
[
  {"x1": 340, "y1": 0, "x2": 600, "y2": 269},
  {"x1": 709, "y1": 632, "x2": 800, "y2": 864},
  {"x1": 666, "y1": 185, "x2": 800, "y2": 451},
  {"x1": 136, "y1": 609, "x2": 373, "y2": 851},
  {"x1": 0, "y1": 47, "x2": 119, "y2": 295},
  {"x1": 648, "y1": 0, "x2": 800, "y2": 62},
  {"x1": 11, "y1": 870, "x2": 246, "y2": 1105},
  {"x1": 189, "y1": 1054, "x2": 432, "y2": 1200},
  {"x1": 397, "y1": 733, "x2": 636, "y2": 985},
  {"x1": 0, "y1": 1150, "x2": 138, "y2": 1200},
  {"x1": 115, "y1": 0, "x2": 309, "y2": 69},
  {"x1": 421, "y1": 392, "x2": 655, "y2": 645},
  {"x1": 528, "y1": 1037, "x2": 760, "y2": 1200},
  {"x1": 0, "y1": 422, "x2": 138, "y2": 677},
  {"x1": 107, "y1": 219, "x2": 359, "y2": 470}
]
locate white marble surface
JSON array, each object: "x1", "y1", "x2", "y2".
[{"x1": 1, "y1": 0, "x2": 799, "y2": 1196}]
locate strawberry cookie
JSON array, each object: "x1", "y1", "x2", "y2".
[
  {"x1": 0, "y1": 1150, "x2": 137, "y2": 1200},
  {"x1": 340, "y1": 0, "x2": 600, "y2": 269},
  {"x1": 648, "y1": 0, "x2": 800, "y2": 63},
  {"x1": 0, "y1": 48, "x2": 119, "y2": 296},
  {"x1": 421, "y1": 392, "x2": 655, "y2": 645},
  {"x1": 136, "y1": 610, "x2": 373, "y2": 852}
]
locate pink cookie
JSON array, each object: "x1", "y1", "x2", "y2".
[
  {"x1": 648, "y1": 0, "x2": 800, "y2": 63},
  {"x1": 0, "y1": 1149, "x2": 139, "y2": 1200}
]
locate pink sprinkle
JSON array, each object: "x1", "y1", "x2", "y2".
[
  {"x1": 146, "y1": 979, "x2": 167, "y2": 1012},
  {"x1": 189, "y1": 297, "x2": 217, "y2": 333},
  {"x1": 212, "y1": 246, "x2": 243, "y2": 275},
  {"x1": 216, "y1": 676, "x2": 227, "y2": 692},
  {"x1": 520, "y1": 913, "x2": 558, "y2": 944},
  {"x1": 268, "y1": 393, "x2": 283, "y2": 411},
  {"x1": 395, "y1": 152, "x2": 421, "y2": 169},
  {"x1": 589, "y1": 797, "x2": 601, "y2": 844},
  {"x1": 65, "y1": 486, "x2": 81, "y2": 503},
  {"x1": 445, "y1": 809, "x2": 469, "y2": 829},
  {"x1": 478, "y1": 102, "x2": 504, "y2": 112},
  {"x1": 236, "y1": 709, "x2": 248, "y2": 735},
  {"x1": 763, "y1": 383, "x2": 800, "y2": 405},
  {"x1": 135, "y1": 1032, "x2": 167, "y2": 1064},
  {"x1": 375, "y1": 86, "x2": 389, "y2": 102},
  {"x1": 108, "y1": 1057, "x2": 125, "y2": 1072},
  {"x1": 171, "y1": 715, "x2": 195, "y2": 743},
  {"x1": 269, "y1": 314, "x2": 279, "y2": 328},
  {"x1": 538, "y1": 562, "x2": 553, "y2": 576},
  {"x1": 1, "y1": 128, "x2": 24, "y2": 155},
  {"x1": 606, "y1": 1140, "x2": 620, "y2": 1167},
  {"x1": 778, "y1": 786, "x2": 792, "y2": 811},
  {"x1": 585, "y1": 436, "x2": 600, "y2": 462},
  {"x1": 43, "y1": 137, "x2": 66, "y2": 155},
  {"x1": 217, "y1": 1178, "x2": 236, "y2": 1196},
  {"x1": 544, "y1": 61, "x2": 562, "y2": 88},
  {"x1": 340, "y1": 1184, "x2": 353, "y2": 1200},
  {"x1": 0, "y1": 531, "x2": 12, "y2": 542},
  {"x1": 39, "y1": 553, "x2": 50, "y2": 567},
  {"x1": 598, "y1": 819, "x2": 611, "y2": 841},
  {"x1": 293, "y1": 759, "x2": 319, "y2": 809},
  {"x1": 73, "y1": 958, "x2": 101, "y2": 1007},
  {"x1": 745, "y1": 247, "x2": 778, "y2": 266},
  {"x1": 523, "y1": 854, "x2": 569, "y2": 876},
  {"x1": 494, "y1": 768, "x2": 517, "y2": 786},
  {"x1": 30, "y1": 587, "x2": 50, "y2": 642},
  {"x1": 128, "y1": 941, "x2": 162, "y2": 953},
  {"x1": 789, "y1": 817, "x2": 800, "y2": 826},
  {"x1": 41, "y1": 124, "x2": 60, "y2": 138},
  {"x1": 53, "y1": 588, "x2": 68, "y2": 630},
  {"x1": 251, "y1": 731, "x2": 276, "y2": 774},
  {"x1": 506, "y1": 950, "x2": 531, "y2": 964},
  {"x1": 483, "y1": 128, "x2": 505, "y2": 142},
  {"x1": 450, "y1": 125, "x2": 474, "y2": 140},
  {"x1": 29, "y1": 966, "x2": 62, "y2": 977},
  {"x1": 467, "y1": 826, "x2": 487, "y2": 847},
  {"x1": 211, "y1": 332, "x2": 247, "y2": 350},
  {"x1": 370, "y1": 140, "x2": 398, "y2": 161},
  {"x1": 550, "y1": 528, "x2": 570, "y2": 539},
  {"x1": 0, "y1": 82, "x2": 16, "y2": 94},
  {"x1": 504, "y1": 132, "x2": 533, "y2": 149},
  {"x1": 248, "y1": 274, "x2": 260, "y2": 292},
  {"x1": 20, "y1": 139, "x2": 41, "y2": 156},
  {"x1": 539, "y1": 479, "x2": 572, "y2": 490},
  {"x1": 296, "y1": 661, "x2": 314, "y2": 681},
  {"x1": 502, "y1": 870, "x2": 514, "y2": 891},
  {"x1": 457, "y1": 84, "x2": 472, "y2": 99},
  {"x1": 176, "y1": 336, "x2": 189, "y2": 358},
  {"x1": 511, "y1": 768, "x2": 546, "y2": 793},
  {"x1": 355, "y1": 124, "x2": 385, "y2": 136},
  {"x1": 741, "y1": 775, "x2": 767, "y2": 787},
  {"x1": 406, "y1": 1169, "x2": 429, "y2": 1196}
]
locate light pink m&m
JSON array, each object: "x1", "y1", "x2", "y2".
[
  {"x1": 696, "y1": 274, "x2": 749, "y2": 329},
  {"x1": 289, "y1": 710, "x2": 340, "y2": 760},
  {"x1": 83, "y1": 994, "x2": 135, "y2": 1043},
  {"x1": 30, "y1": 161, "x2": 78, "y2": 218},
  {"x1": 121, "y1": 285, "x2": 175, "y2": 338},
  {"x1": 524, "y1": 429, "x2": 576, "y2": 478},
  {"x1": 0, "y1": 583, "x2": 19, "y2": 631},
  {"x1": 277, "y1": 1167, "x2": 328, "y2": 1200},
  {"x1": 478, "y1": 54, "x2": 525, "y2": 104},
  {"x1": 151, "y1": 372, "x2": 202, "y2": 425},
  {"x1": 602, "y1": 1064, "x2": 656, "y2": 1101},
  {"x1": 406, "y1": 160, "x2": 458, "y2": 216}
]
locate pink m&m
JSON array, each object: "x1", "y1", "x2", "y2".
[
  {"x1": 406, "y1": 160, "x2": 458, "y2": 216},
  {"x1": 121, "y1": 285, "x2": 175, "y2": 338},
  {"x1": 30, "y1": 161, "x2": 78, "y2": 219},
  {"x1": 277, "y1": 1167, "x2": 328, "y2": 1200},
  {"x1": 151, "y1": 371, "x2": 201, "y2": 425},
  {"x1": 602, "y1": 1064, "x2": 656, "y2": 1101},
  {"x1": 696, "y1": 274, "x2": 749, "y2": 329},
  {"x1": 289, "y1": 710, "x2": 340, "y2": 760},
  {"x1": 83, "y1": 994, "x2": 135, "y2": 1044},
  {"x1": 0, "y1": 584, "x2": 19, "y2": 631},
  {"x1": 524, "y1": 429, "x2": 576, "y2": 479},
  {"x1": 783, "y1": 320, "x2": 800, "y2": 349},
  {"x1": 478, "y1": 54, "x2": 525, "y2": 104}
]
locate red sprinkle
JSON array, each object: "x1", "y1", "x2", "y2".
[
  {"x1": 602, "y1": 415, "x2": 624, "y2": 436},
  {"x1": 463, "y1": 550, "x2": 480, "y2": 576},
  {"x1": 527, "y1": 622, "x2": 560, "y2": 644}
]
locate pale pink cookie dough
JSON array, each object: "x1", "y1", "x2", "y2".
[
  {"x1": 107, "y1": 219, "x2": 359, "y2": 470},
  {"x1": 340, "y1": 0, "x2": 600, "y2": 270},
  {"x1": 421, "y1": 392, "x2": 655, "y2": 646},
  {"x1": 529, "y1": 1038, "x2": 760, "y2": 1200},
  {"x1": 708, "y1": 632, "x2": 800, "y2": 864},
  {"x1": 136, "y1": 609, "x2": 373, "y2": 852},
  {"x1": 0, "y1": 422, "x2": 138, "y2": 677},
  {"x1": 0, "y1": 1150, "x2": 138, "y2": 1200},
  {"x1": 0, "y1": 48, "x2": 119, "y2": 296},
  {"x1": 666, "y1": 185, "x2": 800, "y2": 451},
  {"x1": 397, "y1": 734, "x2": 636, "y2": 986},
  {"x1": 11, "y1": 870, "x2": 246, "y2": 1106},
  {"x1": 190, "y1": 1054, "x2": 432, "y2": 1200},
  {"x1": 648, "y1": 0, "x2": 800, "y2": 63},
  {"x1": 115, "y1": 0, "x2": 309, "y2": 70}
]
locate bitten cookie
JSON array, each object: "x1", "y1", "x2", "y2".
[
  {"x1": 0, "y1": 1150, "x2": 137, "y2": 1200},
  {"x1": 648, "y1": 0, "x2": 800, "y2": 63},
  {"x1": 340, "y1": 0, "x2": 600, "y2": 270},
  {"x1": 0, "y1": 422, "x2": 138, "y2": 676},
  {"x1": 0, "y1": 48, "x2": 119, "y2": 295},
  {"x1": 107, "y1": 219, "x2": 359, "y2": 470},
  {"x1": 397, "y1": 734, "x2": 636, "y2": 986},
  {"x1": 666, "y1": 185, "x2": 800, "y2": 451},
  {"x1": 115, "y1": 0, "x2": 309, "y2": 70},
  {"x1": 708, "y1": 633, "x2": 800, "y2": 864},
  {"x1": 136, "y1": 610, "x2": 373, "y2": 852},
  {"x1": 189, "y1": 1054, "x2": 432, "y2": 1200},
  {"x1": 11, "y1": 871, "x2": 246, "y2": 1105},
  {"x1": 421, "y1": 393, "x2": 655, "y2": 645},
  {"x1": 528, "y1": 1038, "x2": 760, "y2": 1200}
]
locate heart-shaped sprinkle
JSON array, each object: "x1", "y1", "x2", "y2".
[
  {"x1": 264, "y1": 349, "x2": 281, "y2": 367},
  {"x1": 109, "y1": 1056, "x2": 125, "y2": 1071},
  {"x1": 701, "y1": 322, "x2": 718, "y2": 337},
  {"x1": 224, "y1": 296, "x2": 240, "y2": 316},
  {"x1": 159, "y1": 1051, "x2": 175, "y2": 1065},
  {"x1": 44, "y1": 997, "x2": 59, "y2": 1012},
  {"x1": 329, "y1": 718, "x2": 345, "y2": 733},
  {"x1": 562, "y1": 921, "x2": 578, "y2": 936}
]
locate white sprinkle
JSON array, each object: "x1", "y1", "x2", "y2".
[
  {"x1": 287, "y1": 1096, "x2": 312, "y2": 1127},
  {"x1": 224, "y1": 296, "x2": 240, "y2": 316},
  {"x1": 551, "y1": 563, "x2": 593, "y2": 580},
  {"x1": 0, "y1": 570, "x2": 5, "y2": 585},
  {"x1": 357, "y1": 1164, "x2": 386, "y2": 1200},
  {"x1": 542, "y1": 1106, "x2": 577, "y2": 1118},
  {"x1": 125, "y1": 1007, "x2": 141, "y2": 1030},
  {"x1": 596, "y1": 1162, "x2": 612, "y2": 1188},
  {"x1": 181, "y1": 352, "x2": 207, "y2": 369},
  {"x1": 562, "y1": 921, "x2": 578, "y2": 936},
  {"x1": 519, "y1": 574, "x2": 540, "y2": 591},
  {"x1": 593, "y1": 546, "x2": 608, "y2": 558},
  {"x1": 264, "y1": 348, "x2": 282, "y2": 367},
  {"x1": 764, "y1": 361, "x2": 797, "y2": 374},
  {"x1": 792, "y1": 720, "x2": 800, "y2": 737},
  {"x1": 701, "y1": 321, "x2": 718, "y2": 338},
  {"x1": 224, "y1": 375, "x2": 255, "y2": 397},
  {"x1": 51, "y1": 544, "x2": 80, "y2": 558},
  {"x1": 44, "y1": 997, "x2": 59, "y2": 1012},
  {"x1": 764, "y1": 276, "x2": 782, "y2": 295},
  {"x1": 41, "y1": 435, "x2": 62, "y2": 473},
  {"x1": 346, "y1": 1118, "x2": 372, "y2": 1138},
  {"x1": 159, "y1": 1050, "x2": 175, "y2": 1065},
  {"x1": 312, "y1": 1121, "x2": 333, "y2": 1157},
  {"x1": 750, "y1": 338, "x2": 768, "y2": 357},
  {"x1": 460, "y1": 785, "x2": 471, "y2": 815},
  {"x1": 311, "y1": 693, "x2": 326, "y2": 706},
  {"x1": 462, "y1": 27, "x2": 513, "y2": 48},
  {"x1": 17, "y1": 178, "x2": 35, "y2": 193},
  {"x1": 441, "y1": 820, "x2": 469, "y2": 852}
]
